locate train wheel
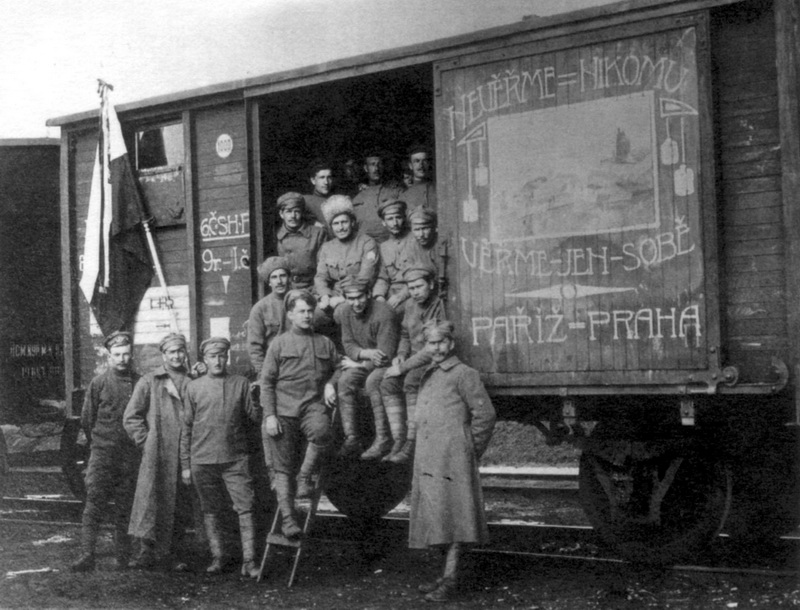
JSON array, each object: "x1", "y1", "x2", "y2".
[
  {"x1": 579, "y1": 442, "x2": 732, "y2": 565},
  {"x1": 324, "y1": 457, "x2": 411, "y2": 520},
  {"x1": 60, "y1": 417, "x2": 88, "y2": 501}
]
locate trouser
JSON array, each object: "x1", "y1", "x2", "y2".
[
  {"x1": 191, "y1": 458, "x2": 255, "y2": 518},
  {"x1": 262, "y1": 404, "x2": 332, "y2": 476}
]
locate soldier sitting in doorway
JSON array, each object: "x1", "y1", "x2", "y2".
[
  {"x1": 275, "y1": 192, "x2": 327, "y2": 293},
  {"x1": 352, "y1": 150, "x2": 403, "y2": 243},
  {"x1": 335, "y1": 275, "x2": 400, "y2": 460},
  {"x1": 372, "y1": 198, "x2": 414, "y2": 312},
  {"x1": 260, "y1": 290, "x2": 340, "y2": 539},
  {"x1": 304, "y1": 160, "x2": 335, "y2": 227},
  {"x1": 401, "y1": 144, "x2": 436, "y2": 211}
]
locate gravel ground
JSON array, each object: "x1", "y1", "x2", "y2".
[{"x1": 1, "y1": 520, "x2": 799, "y2": 609}]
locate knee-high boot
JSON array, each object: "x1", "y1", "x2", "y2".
[
  {"x1": 274, "y1": 472, "x2": 301, "y2": 539},
  {"x1": 239, "y1": 513, "x2": 258, "y2": 578},
  {"x1": 381, "y1": 395, "x2": 407, "y2": 461},
  {"x1": 386, "y1": 396, "x2": 416, "y2": 464},
  {"x1": 361, "y1": 393, "x2": 392, "y2": 460},
  {"x1": 114, "y1": 521, "x2": 132, "y2": 571},
  {"x1": 70, "y1": 509, "x2": 99, "y2": 572},
  {"x1": 204, "y1": 514, "x2": 224, "y2": 574},
  {"x1": 296, "y1": 442, "x2": 326, "y2": 499},
  {"x1": 424, "y1": 543, "x2": 461, "y2": 602},
  {"x1": 337, "y1": 399, "x2": 360, "y2": 458}
]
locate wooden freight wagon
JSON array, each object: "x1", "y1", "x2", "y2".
[{"x1": 49, "y1": 0, "x2": 800, "y2": 562}]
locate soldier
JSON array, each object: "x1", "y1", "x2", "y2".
[
  {"x1": 247, "y1": 256, "x2": 291, "y2": 377},
  {"x1": 335, "y1": 276, "x2": 400, "y2": 460},
  {"x1": 409, "y1": 320, "x2": 496, "y2": 603},
  {"x1": 123, "y1": 333, "x2": 202, "y2": 571},
  {"x1": 372, "y1": 198, "x2": 414, "y2": 311},
  {"x1": 260, "y1": 290, "x2": 339, "y2": 538},
  {"x1": 402, "y1": 145, "x2": 437, "y2": 211},
  {"x1": 275, "y1": 192, "x2": 327, "y2": 291},
  {"x1": 181, "y1": 338, "x2": 262, "y2": 577},
  {"x1": 314, "y1": 195, "x2": 380, "y2": 329},
  {"x1": 71, "y1": 331, "x2": 140, "y2": 572},
  {"x1": 382, "y1": 263, "x2": 446, "y2": 463},
  {"x1": 304, "y1": 160, "x2": 334, "y2": 227},
  {"x1": 407, "y1": 206, "x2": 441, "y2": 274},
  {"x1": 352, "y1": 150, "x2": 403, "y2": 243}
]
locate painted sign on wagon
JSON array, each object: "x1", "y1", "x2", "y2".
[{"x1": 439, "y1": 24, "x2": 709, "y2": 375}]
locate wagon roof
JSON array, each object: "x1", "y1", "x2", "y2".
[{"x1": 46, "y1": 0, "x2": 738, "y2": 129}]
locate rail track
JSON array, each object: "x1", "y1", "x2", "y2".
[{"x1": 2, "y1": 466, "x2": 797, "y2": 577}]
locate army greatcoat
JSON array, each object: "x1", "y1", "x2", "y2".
[
  {"x1": 123, "y1": 366, "x2": 191, "y2": 556},
  {"x1": 314, "y1": 231, "x2": 380, "y2": 298},
  {"x1": 276, "y1": 222, "x2": 327, "y2": 290},
  {"x1": 408, "y1": 355, "x2": 496, "y2": 549}
]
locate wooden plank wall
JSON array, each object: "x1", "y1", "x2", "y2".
[
  {"x1": 192, "y1": 103, "x2": 253, "y2": 377},
  {"x1": 714, "y1": 4, "x2": 786, "y2": 382}
]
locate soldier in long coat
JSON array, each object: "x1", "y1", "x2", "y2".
[
  {"x1": 123, "y1": 333, "x2": 199, "y2": 570},
  {"x1": 408, "y1": 320, "x2": 496, "y2": 603}
]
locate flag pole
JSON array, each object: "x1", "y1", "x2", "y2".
[{"x1": 142, "y1": 218, "x2": 180, "y2": 333}]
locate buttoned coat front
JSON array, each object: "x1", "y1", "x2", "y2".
[
  {"x1": 123, "y1": 366, "x2": 191, "y2": 554},
  {"x1": 408, "y1": 355, "x2": 496, "y2": 549}
]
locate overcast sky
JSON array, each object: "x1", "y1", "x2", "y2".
[{"x1": 0, "y1": 0, "x2": 612, "y2": 138}]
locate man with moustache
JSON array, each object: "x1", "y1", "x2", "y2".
[
  {"x1": 351, "y1": 150, "x2": 403, "y2": 243},
  {"x1": 275, "y1": 192, "x2": 327, "y2": 293},
  {"x1": 401, "y1": 145, "x2": 437, "y2": 211},
  {"x1": 372, "y1": 198, "x2": 414, "y2": 312},
  {"x1": 247, "y1": 255, "x2": 292, "y2": 377}
]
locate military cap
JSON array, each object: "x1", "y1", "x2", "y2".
[
  {"x1": 377, "y1": 198, "x2": 407, "y2": 218},
  {"x1": 322, "y1": 195, "x2": 355, "y2": 225},
  {"x1": 257, "y1": 256, "x2": 291, "y2": 283},
  {"x1": 422, "y1": 319, "x2": 455, "y2": 341},
  {"x1": 277, "y1": 192, "x2": 305, "y2": 210},
  {"x1": 159, "y1": 333, "x2": 187, "y2": 353},
  {"x1": 406, "y1": 143, "x2": 430, "y2": 157},
  {"x1": 104, "y1": 331, "x2": 132, "y2": 350},
  {"x1": 408, "y1": 206, "x2": 437, "y2": 226},
  {"x1": 200, "y1": 337, "x2": 230, "y2": 355},
  {"x1": 403, "y1": 262, "x2": 437, "y2": 283},
  {"x1": 339, "y1": 275, "x2": 370, "y2": 296}
]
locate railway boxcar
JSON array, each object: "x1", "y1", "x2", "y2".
[
  {"x1": 48, "y1": 0, "x2": 800, "y2": 563},
  {"x1": 0, "y1": 139, "x2": 63, "y2": 492}
]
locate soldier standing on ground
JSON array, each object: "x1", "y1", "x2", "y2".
[
  {"x1": 260, "y1": 290, "x2": 340, "y2": 539},
  {"x1": 181, "y1": 338, "x2": 262, "y2": 577},
  {"x1": 123, "y1": 333, "x2": 202, "y2": 571},
  {"x1": 409, "y1": 320, "x2": 496, "y2": 603},
  {"x1": 71, "y1": 331, "x2": 140, "y2": 572}
]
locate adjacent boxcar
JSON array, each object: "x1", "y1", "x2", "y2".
[
  {"x1": 0, "y1": 139, "x2": 63, "y2": 492},
  {"x1": 48, "y1": 0, "x2": 800, "y2": 562}
]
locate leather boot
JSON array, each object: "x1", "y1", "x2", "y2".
[
  {"x1": 385, "y1": 426, "x2": 415, "y2": 464},
  {"x1": 114, "y1": 524, "x2": 132, "y2": 571},
  {"x1": 424, "y1": 543, "x2": 460, "y2": 602},
  {"x1": 204, "y1": 514, "x2": 225, "y2": 574},
  {"x1": 70, "y1": 515, "x2": 98, "y2": 572},
  {"x1": 337, "y1": 399, "x2": 360, "y2": 458},
  {"x1": 381, "y1": 395, "x2": 407, "y2": 461},
  {"x1": 360, "y1": 393, "x2": 392, "y2": 460},
  {"x1": 239, "y1": 513, "x2": 259, "y2": 578},
  {"x1": 296, "y1": 442, "x2": 325, "y2": 499},
  {"x1": 274, "y1": 473, "x2": 302, "y2": 539},
  {"x1": 129, "y1": 538, "x2": 156, "y2": 569}
]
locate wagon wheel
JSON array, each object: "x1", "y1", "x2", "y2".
[
  {"x1": 579, "y1": 440, "x2": 732, "y2": 565},
  {"x1": 60, "y1": 417, "x2": 88, "y2": 501}
]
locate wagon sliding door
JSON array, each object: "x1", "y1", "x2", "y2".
[{"x1": 435, "y1": 13, "x2": 722, "y2": 392}]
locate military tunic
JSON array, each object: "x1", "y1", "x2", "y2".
[
  {"x1": 247, "y1": 292, "x2": 286, "y2": 376},
  {"x1": 314, "y1": 231, "x2": 380, "y2": 298},
  {"x1": 352, "y1": 183, "x2": 403, "y2": 243},
  {"x1": 123, "y1": 366, "x2": 192, "y2": 557},
  {"x1": 259, "y1": 327, "x2": 341, "y2": 473},
  {"x1": 276, "y1": 222, "x2": 327, "y2": 290},
  {"x1": 373, "y1": 231, "x2": 414, "y2": 306},
  {"x1": 408, "y1": 356, "x2": 496, "y2": 549},
  {"x1": 402, "y1": 182, "x2": 437, "y2": 211},
  {"x1": 406, "y1": 235, "x2": 441, "y2": 273},
  {"x1": 181, "y1": 374, "x2": 261, "y2": 515}
]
